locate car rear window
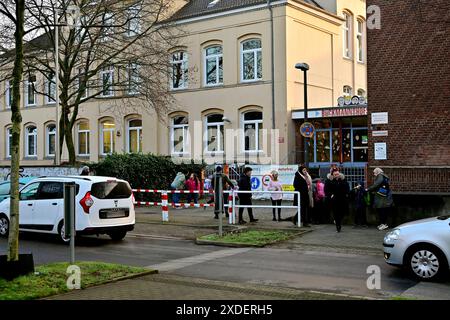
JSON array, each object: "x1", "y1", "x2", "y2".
[{"x1": 90, "y1": 181, "x2": 132, "y2": 199}]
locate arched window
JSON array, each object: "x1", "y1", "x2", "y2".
[
  {"x1": 24, "y1": 75, "x2": 36, "y2": 107},
  {"x1": 45, "y1": 72, "x2": 56, "y2": 104},
  {"x1": 357, "y1": 19, "x2": 364, "y2": 62},
  {"x1": 243, "y1": 111, "x2": 263, "y2": 152},
  {"x1": 25, "y1": 125, "x2": 37, "y2": 157},
  {"x1": 5, "y1": 127, "x2": 12, "y2": 158},
  {"x1": 343, "y1": 85, "x2": 353, "y2": 96},
  {"x1": 170, "y1": 115, "x2": 189, "y2": 155},
  {"x1": 205, "y1": 114, "x2": 224, "y2": 153},
  {"x1": 100, "y1": 120, "x2": 115, "y2": 155},
  {"x1": 77, "y1": 121, "x2": 90, "y2": 156},
  {"x1": 170, "y1": 51, "x2": 188, "y2": 90},
  {"x1": 127, "y1": 119, "x2": 142, "y2": 153},
  {"x1": 343, "y1": 12, "x2": 352, "y2": 58},
  {"x1": 241, "y1": 39, "x2": 262, "y2": 82},
  {"x1": 204, "y1": 45, "x2": 223, "y2": 86},
  {"x1": 46, "y1": 124, "x2": 56, "y2": 157},
  {"x1": 357, "y1": 88, "x2": 366, "y2": 97}
]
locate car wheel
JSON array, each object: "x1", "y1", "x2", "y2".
[
  {"x1": 0, "y1": 214, "x2": 9, "y2": 237},
  {"x1": 58, "y1": 221, "x2": 71, "y2": 244},
  {"x1": 108, "y1": 230, "x2": 127, "y2": 241},
  {"x1": 405, "y1": 245, "x2": 448, "y2": 281}
]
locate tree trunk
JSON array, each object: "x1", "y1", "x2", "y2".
[
  {"x1": 8, "y1": 0, "x2": 25, "y2": 262},
  {"x1": 63, "y1": 113, "x2": 76, "y2": 165}
]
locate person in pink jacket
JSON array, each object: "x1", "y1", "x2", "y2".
[
  {"x1": 268, "y1": 170, "x2": 283, "y2": 221},
  {"x1": 185, "y1": 173, "x2": 201, "y2": 204}
]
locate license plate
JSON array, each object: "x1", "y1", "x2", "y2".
[{"x1": 99, "y1": 208, "x2": 129, "y2": 219}]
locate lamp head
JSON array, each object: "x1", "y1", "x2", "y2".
[
  {"x1": 295, "y1": 63, "x2": 310, "y2": 71},
  {"x1": 222, "y1": 116, "x2": 232, "y2": 124}
]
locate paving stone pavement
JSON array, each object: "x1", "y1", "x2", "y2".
[{"x1": 46, "y1": 274, "x2": 363, "y2": 300}]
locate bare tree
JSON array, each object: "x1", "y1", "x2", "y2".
[
  {"x1": 0, "y1": 0, "x2": 25, "y2": 262},
  {"x1": 15, "y1": 0, "x2": 182, "y2": 164}
]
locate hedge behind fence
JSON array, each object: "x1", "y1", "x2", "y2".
[{"x1": 90, "y1": 154, "x2": 206, "y2": 201}]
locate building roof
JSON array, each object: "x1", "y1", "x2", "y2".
[{"x1": 169, "y1": 0, "x2": 324, "y2": 22}]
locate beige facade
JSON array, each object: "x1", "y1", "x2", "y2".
[{"x1": 0, "y1": 0, "x2": 366, "y2": 166}]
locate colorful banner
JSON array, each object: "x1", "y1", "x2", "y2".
[{"x1": 247, "y1": 165, "x2": 298, "y2": 200}]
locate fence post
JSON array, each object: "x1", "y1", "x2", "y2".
[
  {"x1": 232, "y1": 189, "x2": 236, "y2": 224},
  {"x1": 228, "y1": 192, "x2": 233, "y2": 225},
  {"x1": 161, "y1": 191, "x2": 169, "y2": 222},
  {"x1": 297, "y1": 191, "x2": 301, "y2": 227}
]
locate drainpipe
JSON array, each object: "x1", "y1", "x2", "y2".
[{"x1": 267, "y1": 0, "x2": 275, "y2": 130}]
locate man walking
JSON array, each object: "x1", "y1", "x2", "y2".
[
  {"x1": 238, "y1": 167, "x2": 258, "y2": 224},
  {"x1": 212, "y1": 166, "x2": 235, "y2": 219}
]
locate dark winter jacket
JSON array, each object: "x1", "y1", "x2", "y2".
[
  {"x1": 293, "y1": 171, "x2": 310, "y2": 206},
  {"x1": 211, "y1": 173, "x2": 234, "y2": 191},
  {"x1": 352, "y1": 182, "x2": 366, "y2": 209},
  {"x1": 238, "y1": 174, "x2": 252, "y2": 201},
  {"x1": 327, "y1": 173, "x2": 350, "y2": 208},
  {"x1": 367, "y1": 173, "x2": 394, "y2": 209}
]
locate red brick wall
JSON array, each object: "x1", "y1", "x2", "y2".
[{"x1": 366, "y1": 0, "x2": 450, "y2": 193}]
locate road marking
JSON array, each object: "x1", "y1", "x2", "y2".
[
  {"x1": 146, "y1": 248, "x2": 252, "y2": 272},
  {"x1": 128, "y1": 233, "x2": 190, "y2": 241}
]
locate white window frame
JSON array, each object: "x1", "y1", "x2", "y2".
[
  {"x1": 101, "y1": 12, "x2": 114, "y2": 42},
  {"x1": 343, "y1": 85, "x2": 353, "y2": 96},
  {"x1": 127, "y1": 63, "x2": 140, "y2": 95},
  {"x1": 242, "y1": 111, "x2": 263, "y2": 153},
  {"x1": 204, "y1": 114, "x2": 224, "y2": 153},
  {"x1": 100, "y1": 66, "x2": 114, "y2": 97},
  {"x1": 343, "y1": 12, "x2": 352, "y2": 59},
  {"x1": 126, "y1": 5, "x2": 141, "y2": 37},
  {"x1": 5, "y1": 80, "x2": 11, "y2": 109},
  {"x1": 24, "y1": 77, "x2": 36, "y2": 107},
  {"x1": 170, "y1": 116, "x2": 189, "y2": 156},
  {"x1": 6, "y1": 127, "x2": 12, "y2": 158},
  {"x1": 170, "y1": 51, "x2": 188, "y2": 90},
  {"x1": 126, "y1": 119, "x2": 142, "y2": 153},
  {"x1": 45, "y1": 124, "x2": 56, "y2": 157},
  {"x1": 45, "y1": 73, "x2": 56, "y2": 104},
  {"x1": 100, "y1": 121, "x2": 115, "y2": 155},
  {"x1": 204, "y1": 45, "x2": 223, "y2": 87},
  {"x1": 357, "y1": 20, "x2": 364, "y2": 63},
  {"x1": 76, "y1": 122, "x2": 90, "y2": 156},
  {"x1": 240, "y1": 39, "x2": 262, "y2": 83},
  {"x1": 25, "y1": 125, "x2": 37, "y2": 157}
]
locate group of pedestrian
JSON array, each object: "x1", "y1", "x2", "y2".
[
  {"x1": 170, "y1": 171, "x2": 201, "y2": 209},
  {"x1": 280, "y1": 164, "x2": 394, "y2": 233},
  {"x1": 170, "y1": 164, "x2": 394, "y2": 231}
]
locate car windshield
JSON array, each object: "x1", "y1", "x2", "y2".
[
  {"x1": 0, "y1": 183, "x2": 10, "y2": 195},
  {"x1": 437, "y1": 215, "x2": 450, "y2": 220}
]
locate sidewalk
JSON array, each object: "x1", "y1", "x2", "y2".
[{"x1": 46, "y1": 273, "x2": 362, "y2": 300}]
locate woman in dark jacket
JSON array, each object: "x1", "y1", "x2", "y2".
[
  {"x1": 238, "y1": 167, "x2": 257, "y2": 224},
  {"x1": 366, "y1": 167, "x2": 394, "y2": 231},
  {"x1": 284, "y1": 165, "x2": 312, "y2": 227},
  {"x1": 328, "y1": 168, "x2": 350, "y2": 232}
]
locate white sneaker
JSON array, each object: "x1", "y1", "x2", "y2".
[{"x1": 379, "y1": 224, "x2": 389, "y2": 231}]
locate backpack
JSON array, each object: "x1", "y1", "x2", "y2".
[
  {"x1": 376, "y1": 176, "x2": 390, "y2": 197},
  {"x1": 314, "y1": 181, "x2": 325, "y2": 202}
]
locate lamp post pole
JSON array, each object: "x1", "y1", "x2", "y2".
[{"x1": 295, "y1": 63, "x2": 310, "y2": 168}]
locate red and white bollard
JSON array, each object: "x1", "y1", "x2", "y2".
[
  {"x1": 228, "y1": 193, "x2": 233, "y2": 225},
  {"x1": 161, "y1": 191, "x2": 169, "y2": 222}
]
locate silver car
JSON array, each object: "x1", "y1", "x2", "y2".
[{"x1": 383, "y1": 215, "x2": 450, "y2": 281}]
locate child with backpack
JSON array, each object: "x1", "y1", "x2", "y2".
[{"x1": 353, "y1": 181, "x2": 368, "y2": 228}]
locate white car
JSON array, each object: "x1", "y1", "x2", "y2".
[
  {"x1": 0, "y1": 176, "x2": 135, "y2": 242},
  {"x1": 383, "y1": 215, "x2": 450, "y2": 281}
]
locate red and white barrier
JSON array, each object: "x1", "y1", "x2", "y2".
[
  {"x1": 161, "y1": 191, "x2": 169, "y2": 222},
  {"x1": 133, "y1": 189, "x2": 213, "y2": 194}
]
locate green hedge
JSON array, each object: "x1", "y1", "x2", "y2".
[{"x1": 90, "y1": 154, "x2": 205, "y2": 199}]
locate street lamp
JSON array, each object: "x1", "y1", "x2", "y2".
[
  {"x1": 295, "y1": 62, "x2": 310, "y2": 169},
  {"x1": 54, "y1": 5, "x2": 80, "y2": 166}
]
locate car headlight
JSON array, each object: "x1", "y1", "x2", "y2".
[{"x1": 384, "y1": 229, "x2": 401, "y2": 243}]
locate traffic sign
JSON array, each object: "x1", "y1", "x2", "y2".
[{"x1": 300, "y1": 122, "x2": 315, "y2": 138}]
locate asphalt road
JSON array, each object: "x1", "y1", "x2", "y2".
[{"x1": 3, "y1": 232, "x2": 449, "y2": 299}]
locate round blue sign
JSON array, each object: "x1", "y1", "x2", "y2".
[{"x1": 251, "y1": 177, "x2": 260, "y2": 190}]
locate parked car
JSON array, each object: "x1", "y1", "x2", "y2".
[
  {"x1": 0, "y1": 177, "x2": 36, "y2": 202},
  {"x1": 383, "y1": 215, "x2": 450, "y2": 281},
  {"x1": 0, "y1": 176, "x2": 135, "y2": 242}
]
